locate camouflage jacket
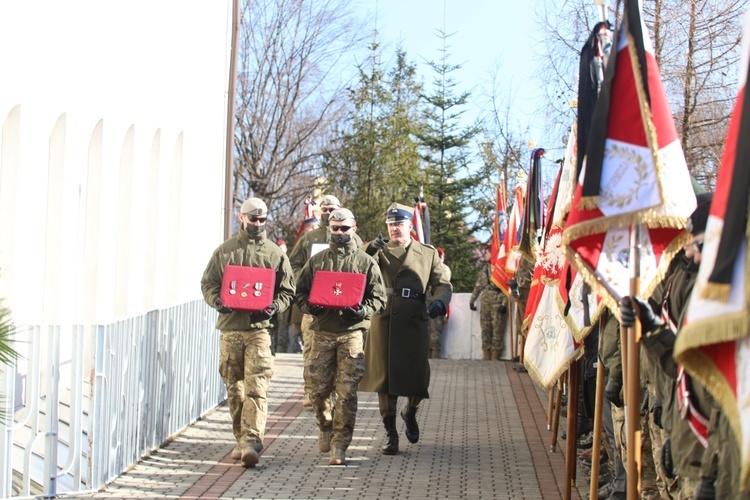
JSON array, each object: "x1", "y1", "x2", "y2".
[
  {"x1": 295, "y1": 239, "x2": 386, "y2": 333},
  {"x1": 201, "y1": 229, "x2": 295, "y2": 331}
]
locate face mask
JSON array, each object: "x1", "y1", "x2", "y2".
[
  {"x1": 321, "y1": 213, "x2": 330, "y2": 225},
  {"x1": 244, "y1": 223, "x2": 264, "y2": 236},
  {"x1": 330, "y1": 233, "x2": 351, "y2": 244}
]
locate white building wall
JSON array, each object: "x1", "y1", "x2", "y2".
[{"x1": 0, "y1": 1, "x2": 233, "y2": 325}]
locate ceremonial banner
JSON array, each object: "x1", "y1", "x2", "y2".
[
  {"x1": 556, "y1": 125, "x2": 603, "y2": 342},
  {"x1": 674, "y1": 12, "x2": 750, "y2": 490},
  {"x1": 490, "y1": 183, "x2": 512, "y2": 295},
  {"x1": 506, "y1": 185, "x2": 525, "y2": 273},
  {"x1": 525, "y1": 127, "x2": 594, "y2": 388},
  {"x1": 562, "y1": 2, "x2": 695, "y2": 311},
  {"x1": 519, "y1": 149, "x2": 545, "y2": 262}
]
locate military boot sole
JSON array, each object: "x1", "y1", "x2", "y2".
[{"x1": 240, "y1": 448, "x2": 260, "y2": 468}]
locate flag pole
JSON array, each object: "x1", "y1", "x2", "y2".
[
  {"x1": 626, "y1": 224, "x2": 643, "y2": 499},
  {"x1": 564, "y1": 363, "x2": 579, "y2": 498},
  {"x1": 550, "y1": 375, "x2": 564, "y2": 452},
  {"x1": 589, "y1": 310, "x2": 607, "y2": 498},
  {"x1": 223, "y1": 0, "x2": 240, "y2": 240}
]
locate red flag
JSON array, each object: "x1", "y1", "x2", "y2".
[
  {"x1": 675, "y1": 13, "x2": 750, "y2": 491},
  {"x1": 490, "y1": 183, "x2": 512, "y2": 295},
  {"x1": 295, "y1": 198, "x2": 317, "y2": 243},
  {"x1": 562, "y1": 3, "x2": 696, "y2": 311}
]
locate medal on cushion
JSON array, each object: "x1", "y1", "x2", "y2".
[
  {"x1": 254, "y1": 282, "x2": 263, "y2": 297},
  {"x1": 333, "y1": 282, "x2": 342, "y2": 296},
  {"x1": 229, "y1": 280, "x2": 237, "y2": 295}
]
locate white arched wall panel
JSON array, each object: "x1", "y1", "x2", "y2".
[
  {"x1": 142, "y1": 130, "x2": 161, "y2": 311},
  {"x1": 81, "y1": 120, "x2": 103, "y2": 324},
  {"x1": 0, "y1": 105, "x2": 21, "y2": 302},
  {"x1": 114, "y1": 126, "x2": 135, "y2": 318},
  {"x1": 166, "y1": 134, "x2": 184, "y2": 305}
]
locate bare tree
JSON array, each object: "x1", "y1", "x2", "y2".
[
  {"x1": 535, "y1": 0, "x2": 747, "y2": 188},
  {"x1": 233, "y1": 0, "x2": 366, "y2": 238}
]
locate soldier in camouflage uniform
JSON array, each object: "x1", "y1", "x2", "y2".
[
  {"x1": 295, "y1": 208, "x2": 386, "y2": 465},
  {"x1": 288, "y1": 195, "x2": 363, "y2": 408},
  {"x1": 201, "y1": 197, "x2": 295, "y2": 468},
  {"x1": 428, "y1": 247, "x2": 451, "y2": 359},
  {"x1": 469, "y1": 258, "x2": 508, "y2": 360}
]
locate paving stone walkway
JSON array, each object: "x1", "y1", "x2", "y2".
[{"x1": 69, "y1": 354, "x2": 584, "y2": 499}]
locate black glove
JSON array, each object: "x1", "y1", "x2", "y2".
[
  {"x1": 651, "y1": 399, "x2": 663, "y2": 429},
  {"x1": 307, "y1": 304, "x2": 325, "y2": 316},
  {"x1": 620, "y1": 295, "x2": 664, "y2": 332},
  {"x1": 469, "y1": 302, "x2": 477, "y2": 311},
  {"x1": 605, "y1": 380, "x2": 623, "y2": 408},
  {"x1": 508, "y1": 279, "x2": 521, "y2": 299},
  {"x1": 661, "y1": 438, "x2": 675, "y2": 479},
  {"x1": 427, "y1": 300, "x2": 446, "y2": 318},
  {"x1": 365, "y1": 234, "x2": 389, "y2": 256},
  {"x1": 498, "y1": 304, "x2": 508, "y2": 314},
  {"x1": 254, "y1": 302, "x2": 278, "y2": 320},
  {"x1": 341, "y1": 305, "x2": 365, "y2": 320},
  {"x1": 214, "y1": 298, "x2": 232, "y2": 314},
  {"x1": 693, "y1": 476, "x2": 716, "y2": 500}
]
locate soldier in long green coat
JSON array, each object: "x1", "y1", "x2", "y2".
[
  {"x1": 359, "y1": 203, "x2": 452, "y2": 455},
  {"x1": 200, "y1": 197, "x2": 295, "y2": 469}
]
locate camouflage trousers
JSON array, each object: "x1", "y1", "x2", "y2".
[
  {"x1": 480, "y1": 290, "x2": 507, "y2": 352},
  {"x1": 429, "y1": 315, "x2": 447, "y2": 350},
  {"x1": 612, "y1": 403, "x2": 660, "y2": 499},
  {"x1": 219, "y1": 329, "x2": 274, "y2": 451},
  {"x1": 307, "y1": 329, "x2": 365, "y2": 451}
]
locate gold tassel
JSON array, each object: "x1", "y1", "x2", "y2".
[
  {"x1": 700, "y1": 282, "x2": 731, "y2": 303},
  {"x1": 578, "y1": 196, "x2": 599, "y2": 211}
]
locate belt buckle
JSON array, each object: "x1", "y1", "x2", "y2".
[{"x1": 401, "y1": 288, "x2": 411, "y2": 298}]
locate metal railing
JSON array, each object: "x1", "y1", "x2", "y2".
[{"x1": 0, "y1": 299, "x2": 225, "y2": 498}]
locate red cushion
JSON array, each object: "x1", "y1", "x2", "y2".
[{"x1": 220, "y1": 265, "x2": 276, "y2": 312}]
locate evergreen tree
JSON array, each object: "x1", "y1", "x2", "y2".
[
  {"x1": 323, "y1": 41, "x2": 424, "y2": 240},
  {"x1": 417, "y1": 29, "x2": 482, "y2": 292}
]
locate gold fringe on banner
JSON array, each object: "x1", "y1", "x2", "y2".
[
  {"x1": 524, "y1": 345, "x2": 584, "y2": 391},
  {"x1": 578, "y1": 196, "x2": 599, "y2": 211},
  {"x1": 700, "y1": 282, "x2": 731, "y2": 303}
]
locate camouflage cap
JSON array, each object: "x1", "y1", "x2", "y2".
[
  {"x1": 320, "y1": 195, "x2": 341, "y2": 208},
  {"x1": 385, "y1": 202, "x2": 413, "y2": 223},
  {"x1": 329, "y1": 208, "x2": 355, "y2": 222},
  {"x1": 240, "y1": 197, "x2": 268, "y2": 216}
]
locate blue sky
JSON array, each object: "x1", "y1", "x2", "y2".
[{"x1": 355, "y1": 0, "x2": 547, "y2": 143}]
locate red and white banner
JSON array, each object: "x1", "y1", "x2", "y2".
[
  {"x1": 491, "y1": 183, "x2": 513, "y2": 295},
  {"x1": 562, "y1": 3, "x2": 695, "y2": 311},
  {"x1": 674, "y1": 12, "x2": 750, "y2": 491},
  {"x1": 506, "y1": 185, "x2": 525, "y2": 274}
]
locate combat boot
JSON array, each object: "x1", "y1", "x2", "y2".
[
  {"x1": 318, "y1": 429, "x2": 331, "y2": 452},
  {"x1": 483, "y1": 350, "x2": 491, "y2": 360},
  {"x1": 401, "y1": 404, "x2": 420, "y2": 443},
  {"x1": 491, "y1": 349, "x2": 500, "y2": 361},
  {"x1": 240, "y1": 447, "x2": 259, "y2": 468},
  {"x1": 329, "y1": 447, "x2": 345, "y2": 465},
  {"x1": 381, "y1": 416, "x2": 399, "y2": 455},
  {"x1": 230, "y1": 443, "x2": 242, "y2": 460}
]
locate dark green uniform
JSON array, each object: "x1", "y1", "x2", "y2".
[
  {"x1": 201, "y1": 229, "x2": 295, "y2": 452},
  {"x1": 359, "y1": 240, "x2": 452, "y2": 405},
  {"x1": 295, "y1": 238, "x2": 386, "y2": 452}
]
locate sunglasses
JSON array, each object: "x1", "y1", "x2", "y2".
[
  {"x1": 693, "y1": 240, "x2": 704, "y2": 252},
  {"x1": 248, "y1": 216, "x2": 267, "y2": 223},
  {"x1": 329, "y1": 225, "x2": 352, "y2": 232},
  {"x1": 320, "y1": 207, "x2": 336, "y2": 213}
]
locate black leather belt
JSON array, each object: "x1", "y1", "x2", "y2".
[{"x1": 385, "y1": 287, "x2": 425, "y2": 300}]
